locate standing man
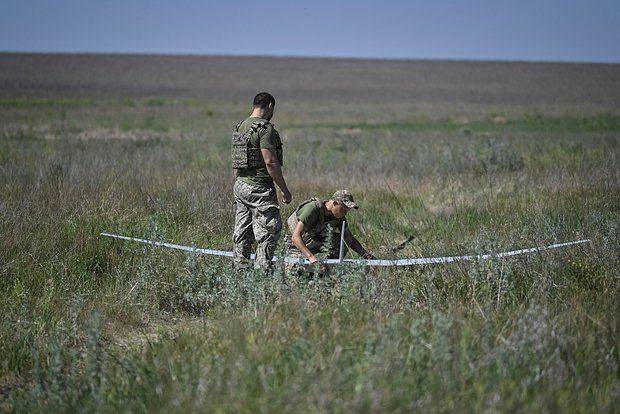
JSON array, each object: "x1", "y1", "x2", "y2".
[
  {"x1": 231, "y1": 92, "x2": 292, "y2": 270},
  {"x1": 287, "y1": 190, "x2": 375, "y2": 268}
]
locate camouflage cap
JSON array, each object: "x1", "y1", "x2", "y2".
[{"x1": 332, "y1": 189, "x2": 358, "y2": 209}]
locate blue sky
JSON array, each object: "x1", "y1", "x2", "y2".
[{"x1": 1, "y1": 0, "x2": 618, "y2": 62}]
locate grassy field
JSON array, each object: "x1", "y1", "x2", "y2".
[{"x1": 1, "y1": 53, "x2": 619, "y2": 412}]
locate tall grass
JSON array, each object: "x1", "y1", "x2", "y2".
[{"x1": 1, "y1": 100, "x2": 618, "y2": 412}]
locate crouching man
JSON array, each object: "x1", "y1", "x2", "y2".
[{"x1": 286, "y1": 190, "x2": 375, "y2": 274}]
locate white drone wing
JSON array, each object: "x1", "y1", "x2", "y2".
[{"x1": 100, "y1": 232, "x2": 590, "y2": 267}]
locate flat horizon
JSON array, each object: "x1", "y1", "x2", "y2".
[{"x1": 2, "y1": 50, "x2": 618, "y2": 66}]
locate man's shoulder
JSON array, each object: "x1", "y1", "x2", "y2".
[
  {"x1": 303, "y1": 197, "x2": 322, "y2": 209},
  {"x1": 237, "y1": 116, "x2": 269, "y2": 129},
  {"x1": 259, "y1": 121, "x2": 278, "y2": 138},
  {"x1": 297, "y1": 198, "x2": 322, "y2": 223},
  {"x1": 252, "y1": 118, "x2": 270, "y2": 127},
  {"x1": 258, "y1": 122, "x2": 280, "y2": 148},
  {"x1": 299, "y1": 199, "x2": 320, "y2": 212},
  {"x1": 260, "y1": 122, "x2": 276, "y2": 135},
  {"x1": 242, "y1": 118, "x2": 276, "y2": 138}
]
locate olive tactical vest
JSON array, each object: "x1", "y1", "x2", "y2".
[{"x1": 231, "y1": 120, "x2": 283, "y2": 169}]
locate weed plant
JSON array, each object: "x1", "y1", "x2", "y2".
[{"x1": 0, "y1": 55, "x2": 618, "y2": 412}]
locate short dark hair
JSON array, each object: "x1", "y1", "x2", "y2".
[{"x1": 253, "y1": 92, "x2": 275, "y2": 109}]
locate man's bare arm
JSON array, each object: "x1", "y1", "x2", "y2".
[
  {"x1": 291, "y1": 221, "x2": 319, "y2": 263},
  {"x1": 261, "y1": 148, "x2": 291, "y2": 204},
  {"x1": 348, "y1": 235, "x2": 375, "y2": 259}
]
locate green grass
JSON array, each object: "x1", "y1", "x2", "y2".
[
  {"x1": 0, "y1": 99, "x2": 618, "y2": 412},
  {"x1": 0, "y1": 96, "x2": 207, "y2": 110},
  {"x1": 0, "y1": 97, "x2": 95, "y2": 108},
  {"x1": 290, "y1": 113, "x2": 620, "y2": 134}
]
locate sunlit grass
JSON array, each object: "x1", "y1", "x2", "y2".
[{"x1": 1, "y1": 95, "x2": 618, "y2": 412}]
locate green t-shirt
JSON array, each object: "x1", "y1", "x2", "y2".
[
  {"x1": 236, "y1": 116, "x2": 282, "y2": 187},
  {"x1": 297, "y1": 200, "x2": 345, "y2": 241}
]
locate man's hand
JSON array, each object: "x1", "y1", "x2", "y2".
[
  {"x1": 362, "y1": 251, "x2": 376, "y2": 260},
  {"x1": 281, "y1": 188, "x2": 292, "y2": 204}
]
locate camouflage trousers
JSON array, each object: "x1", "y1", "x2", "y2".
[
  {"x1": 233, "y1": 179, "x2": 282, "y2": 269},
  {"x1": 284, "y1": 232, "x2": 350, "y2": 278}
]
